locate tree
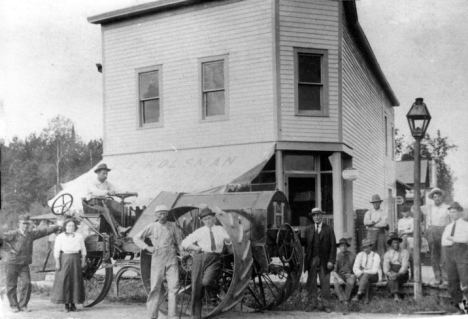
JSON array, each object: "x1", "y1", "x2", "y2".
[{"x1": 397, "y1": 130, "x2": 458, "y2": 201}]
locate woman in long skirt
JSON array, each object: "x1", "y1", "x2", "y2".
[{"x1": 51, "y1": 219, "x2": 87, "y2": 312}]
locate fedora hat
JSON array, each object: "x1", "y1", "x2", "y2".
[
  {"x1": 428, "y1": 188, "x2": 446, "y2": 199},
  {"x1": 370, "y1": 194, "x2": 383, "y2": 203},
  {"x1": 337, "y1": 238, "x2": 351, "y2": 247},
  {"x1": 18, "y1": 214, "x2": 31, "y2": 222},
  {"x1": 94, "y1": 163, "x2": 111, "y2": 173},
  {"x1": 154, "y1": 205, "x2": 169, "y2": 213},
  {"x1": 387, "y1": 233, "x2": 403, "y2": 246},
  {"x1": 448, "y1": 201, "x2": 463, "y2": 212},
  {"x1": 309, "y1": 208, "x2": 323, "y2": 216},
  {"x1": 401, "y1": 205, "x2": 411, "y2": 213},
  {"x1": 199, "y1": 205, "x2": 216, "y2": 219},
  {"x1": 361, "y1": 238, "x2": 373, "y2": 248}
]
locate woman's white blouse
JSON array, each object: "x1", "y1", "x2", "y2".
[{"x1": 53, "y1": 232, "x2": 87, "y2": 258}]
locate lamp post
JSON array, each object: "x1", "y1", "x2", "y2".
[{"x1": 406, "y1": 97, "x2": 431, "y2": 300}]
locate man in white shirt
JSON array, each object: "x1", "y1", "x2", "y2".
[
  {"x1": 181, "y1": 205, "x2": 231, "y2": 319},
  {"x1": 421, "y1": 188, "x2": 450, "y2": 285},
  {"x1": 441, "y1": 202, "x2": 468, "y2": 314},
  {"x1": 363, "y1": 195, "x2": 388, "y2": 268},
  {"x1": 352, "y1": 238, "x2": 380, "y2": 304},
  {"x1": 397, "y1": 206, "x2": 414, "y2": 280},
  {"x1": 133, "y1": 205, "x2": 183, "y2": 319},
  {"x1": 383, "y1": 234, "x2": 409, "y2": 301},
  {"x1": 86, "y1": 163, "x2": 130, "y2": 236}
]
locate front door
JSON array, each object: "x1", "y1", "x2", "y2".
[{"x1": 286, "y1": 175, "x2": 317, "y2": 226}]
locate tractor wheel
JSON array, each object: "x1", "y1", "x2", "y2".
[{"x1": 82, "y1": 253, "x2": 114, "y2": 307}]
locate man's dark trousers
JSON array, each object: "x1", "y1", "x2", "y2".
[
  {"x1": 6, "y1": 264, "x2": 31, "y2": 309},
  {"x1": 306, "y1": 256, "x2": 331, "y2": 307},
  {"x1": 191, "y1": 252, "x2": 221, "y2": 319},
  {"x1": 445, "y1": 244, "x2": 468, "y2": 304}
]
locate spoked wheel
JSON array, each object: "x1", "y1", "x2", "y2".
[
  {"x1": 51, "y1": 193, "x2": 74, "y2": 215},
  {"x1": 242, "y1": 223, "x2": 303, "y2": 311},
  {"x1": 82, "y1": 253, "x2": 113, "y2": 307}
]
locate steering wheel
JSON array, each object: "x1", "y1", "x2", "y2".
[{"x1": 51, "y1": 193, "x2": 74, "y2": 215}]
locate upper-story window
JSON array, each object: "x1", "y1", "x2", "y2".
[
  {"x1": 294, "y1": 48, "x2": 328, "y2": 116},
  {"x1": 200, "y1": 55, "x2": 229, "y2": 121},
  {"x1": 137, "y1": 65, "x2": 162, "y2": 128}
]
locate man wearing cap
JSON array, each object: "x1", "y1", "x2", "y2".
[
  {"x1": 303, "y1": 208, "x2": 336, "y2": 313},
  {"x1": 86, "y1": 163, "x2": 130, "y2": 236},
  {"x1": 441, "y1": 202, "x2": 468, "y2": 314},
  {"x1": 133, "y1": 205, "x2": 183, "y2": 319},
  {"x1": 421, "y1": 187, "x2": 450, "y2": 285},
  {"x1": 181, "y1": 205, "x2": 231, "y2": 319},
  {"x1": 397, "y1": 206, "x2": 414, "y2": 280},
  {"x1": 2, "y1": 215, "x2": 61, "y2": 313},
  {"x1": 352, "y1": 239, "x2": 380, "y2": 303},
  {"x1": 363, "y1": 195, "x2": 388, "y2": 270},
  {"x1": 383, "y1": 233, "x2": 410, "y2": 301},
  {"x1": 331, "y1": 238, "x2": 355, "y2": 314}
]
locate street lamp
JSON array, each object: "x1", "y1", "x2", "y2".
[{"x1": 406, "y1": 97, "x2": 431, "y2": 300}]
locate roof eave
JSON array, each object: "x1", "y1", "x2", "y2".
[{"x1": 343, "y1": 2, "x2": 400, "y2": 107}]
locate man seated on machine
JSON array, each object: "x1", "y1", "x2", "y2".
[{"x1": 86, "y1": 163, "x2": 130, "y2": 236}]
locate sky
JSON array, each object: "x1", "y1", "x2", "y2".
[{"x1": 1, "y1": 0, "x2": 467, "y2": 203}]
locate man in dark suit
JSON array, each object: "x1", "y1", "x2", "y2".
[{"x1": 304, "y1": 208, "x2": 337, "y2": 313}]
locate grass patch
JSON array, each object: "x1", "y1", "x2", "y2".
[{"x1": 278, "y1": 283, "x2": 456, "y2": 314}]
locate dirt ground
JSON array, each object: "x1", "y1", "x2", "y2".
[{"x1": 0, "y1": 295, "x2": 458, "y2": 319}]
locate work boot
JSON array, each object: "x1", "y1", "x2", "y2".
[
  {"x1": 342, "y1": 301, "x2": 350, "y2": 315},
  {"x1": 20, "y1": 306, "x2": 31, "y2": 312}
]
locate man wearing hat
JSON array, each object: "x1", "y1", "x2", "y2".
[
  {"x1": 352, "y1": 239, "x2": 380, "y2": 303},
  {"x1": 331, "y1": 238, "x2": 355, "y2": 314},
  {"x1": 2, "y1": 215, "x2": 61, "y2": 313},
  {"x1": 181, "y1": 205, "x2": 231, "y2": 319},
  {"x1": 441, "y1": 202, "x2": 468, "y2": 314},
  {"x1": 363, "y1": 194, "x2": 388, "y2": 270},
  {"x1": 383, "y1": 233, "x2": 410, "y2": 301},
  {"x1": 303, "y1": 208, "x2": 336, "y2": 313},
  {"x1": 421, "y1": 187, "x2": 450, "y2": 285},
  {"x1": 397, "y1": 206, "x2": 414, "y2": 280},
  {"x1": 133, "y1": 205, "x2": 183, "y2": 319},
  {"x1": 86, "y1": 163, "x2": 130, "y2": 236}
]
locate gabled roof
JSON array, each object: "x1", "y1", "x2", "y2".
[{"x1": 396, "y1": 160, "x2": 429, "y2": 185}]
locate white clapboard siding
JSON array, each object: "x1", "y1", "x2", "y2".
[
  {"x1": 102, "y1": 0, "x2": 275, "y2": 155},
  {"x1": 278, "y1": 0, "x2": 340, "y2": 142},
  {"x1": 342, "y1": 24, "x2": 396, "y2": 211}
]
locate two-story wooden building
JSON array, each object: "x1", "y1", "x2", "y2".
[{"x1": 52, "y1": 0, "x2": 398, "y2": 245}]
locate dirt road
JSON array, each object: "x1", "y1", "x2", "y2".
[{"x1": 0, "y1": 296, "x2": 443, "y2": 319}]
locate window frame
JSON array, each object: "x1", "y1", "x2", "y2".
[
  {"x1": 293, "y1": 48, "x2": 329, "y2": 117},
  {"x1": 136, "y1": 65, "x2": 163, "y2": 129},
  {"x1": 198, "y1": 54, "x2": 229, "y2": 122},
  {"x1": 384, "y1": 115, "x2": 388, "y2": 155}
]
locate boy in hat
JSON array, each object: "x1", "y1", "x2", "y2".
[
  {"x1": 421, "y1": 187, "x2": 450, "y2": 285},
  {"x1": 363, "y1": 195, "x2": 388, "y2": 271},
  {"x1": 86, "y1": 163, "x2": 130, "y2": 236},
  {"x1": 133, "y1": 205, "x2": 183, "y2": 319},
  {"x1": 181, "y1": 205, "x2": 231, "y2": 319},
  {"x1": 352, "y1": 239, "x2": 380, "y2": 303},
  {"x1": 331, "y1": 238, "x2": 355, "y2": 314},
  {"x1": 303, "y1": 208, "x2": 336, "y2": 313},
  {"x1": 441, "y1": 202, "x2": 468, "y2": 314},
  {"x1": 2, "y1": 215, "x2": 61, "y2": 313},
  {"x1": 383, "y1": 233, "x2": 410, "y2": 301}
]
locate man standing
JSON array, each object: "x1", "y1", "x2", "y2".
[
  {"x1": 86, "y1": 163, "x2": 130, "y2": 235},
  {"x1": 397, "y1": 206, "x2": 414, "y2": 280},
  {"x1": 331, "y1": 238, "x2": 355, "y2": 315},
  {"x1": 363, "y1": 195, "x2": 388, "y2": 269},
  {"x1": 352, "y1": 239, "x2": 380, "y2": 304},
  {"x1": 441, "y1": 202, "x2": 468, "y2": 314},
  {"x1": 383, "y1": 234, "x2": 410, "y2": 301},
  {"x1": 181, "y1": 205, "x2": 231, "y2": 319},
  {"x1": 421, "y1": 188, "x2": 450, "y2": 286},
  {"x1": 303, "y1": 208, "x2": 336, "y2": 313},
  {"x1": 2, "y1": 215, "x2": 61, "y2": 313},
  {"x1": 133, "y1": 205, "x2": 183, "y2": 319}
]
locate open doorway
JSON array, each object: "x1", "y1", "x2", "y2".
[{"x1": 286, "y1": 176, "x2": 317, "y2": 226}]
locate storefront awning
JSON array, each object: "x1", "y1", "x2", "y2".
[{"x1": 48, "y1": 142, "x2": 275, "y2": 212}]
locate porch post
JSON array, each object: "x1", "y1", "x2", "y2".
[
  {"x1": 276, "y1": 150, "x2": 284, "y2": 192},
  {"x1": 331, "y1": 152, "x2": 344, "y2": 239}
]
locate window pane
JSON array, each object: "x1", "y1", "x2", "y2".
[
  {"x1": 142, "y1": 99, "x2": 159, "y2": 123},
  {"x1": 298, "y1": 54, "x2": 321, "y2": 83},
  {"x1": 284, "y1": 154, "x2": 316, "y2": 171},
  {"x1": 298, "y1": 84, "x2": 321, "y2": 111},
  {"x1": 203, "y1": 61, "x2": 224, "y2": 91},
  {"x1": 140, "y1": 71, "x2": 159, "y2": 99},
  {"x1": 204, "y1": 91, "x2": 225, "y2": 117}
]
